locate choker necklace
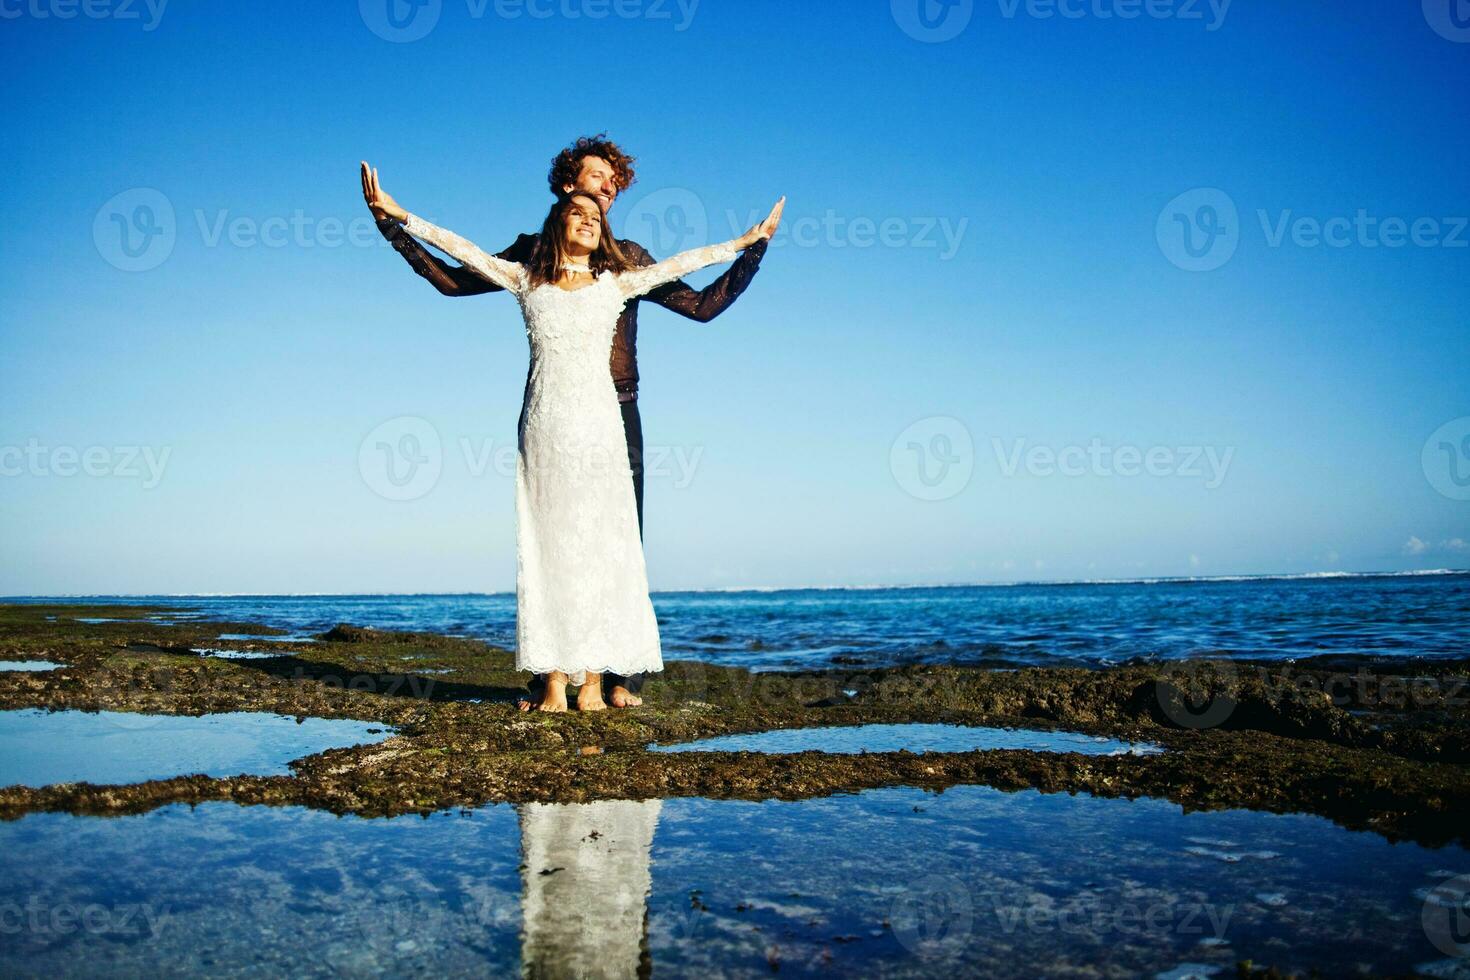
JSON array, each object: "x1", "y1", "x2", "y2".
[{"x1": 561, "y1": 261, "x2": 591, "y2": 274}]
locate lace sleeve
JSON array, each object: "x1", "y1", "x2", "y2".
[
  {"x1": 614, "y1": 239, "x2": 741, "y2": 300},
  {"x1": 400, "y1": 212, "x2": 527, "y2": 295}
]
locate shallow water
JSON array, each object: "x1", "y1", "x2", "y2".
[
  {"x1": 0, "y1": 709, "x2": 393, "y2": 787},
  {"x1": 9, "y1": 572, "x2": 1467, "y2": 670},
  {"x1": 0, "y1": 786, "x2": 1461, "y2": 977},
  {"x1": 0, "y1": 661, "x2": 63, "y2": 672},
  {"x1": 190, "y1": 647, "x2": 288, "y2": 661},
  {"x1": 649, "y1": 722, "x2": 1161, "y2": 756}
]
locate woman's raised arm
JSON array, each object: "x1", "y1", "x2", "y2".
[
  {"x1": 615, "y1": 196, "x2": 784, "y2": 300},
  {"x1": 361, "y1": 161, "x2": 526, "y2": 295},
  {"x1": 399, "y1": 212, "x2": 526, "y2": 295}
]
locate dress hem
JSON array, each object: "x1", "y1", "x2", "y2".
[{"x1": 516, "y1": 659, "x2": 663, "y2": 676}]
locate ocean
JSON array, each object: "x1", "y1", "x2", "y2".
[{"x1": 8, "y1": 570, "x2": 1467, "y2": 671}]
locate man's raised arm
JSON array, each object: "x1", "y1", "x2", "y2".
[
  {"x1": 622, "y1": 237, "x2": 769, "y2": 322},
  {"x1": 375, "y1": 215, "x2": 533, "y2": 297}
]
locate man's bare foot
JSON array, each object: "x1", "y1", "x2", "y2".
[
  {"x1": 530, "y1": 672, "x2": 568, "y2": 712},
  {"x1": 517, "y1": 675, "x2": 547, "y2": 712},
  {"x1": 577, "y1": 673, "x2": 607, "y2": 712},
  {"x1": 609, "y1": 686, "x2": 642, "y2": 708}
]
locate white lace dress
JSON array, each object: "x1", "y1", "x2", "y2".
[{"x1": 400, "y1": 211, "x2": 740, "y2": 680}]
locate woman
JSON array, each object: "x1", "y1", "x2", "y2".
[{"x1": 361, "y1": 162, "x2": 783, "y2": 711}]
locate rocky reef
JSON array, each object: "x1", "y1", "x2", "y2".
[{"x1": 1, "y1": 602, "x2": 1466, "y2": 852}]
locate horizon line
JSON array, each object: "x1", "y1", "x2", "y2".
[{"x1": 4, "y1": 567, "x2": 1467, "y2": 600}]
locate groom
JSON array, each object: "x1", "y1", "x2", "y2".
[{"x1": 366, "y1": 134, "x2": 771, "y2": 710}]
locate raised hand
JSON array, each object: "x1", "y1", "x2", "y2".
[
  {"x1": 360, "y1": 160, "x2": 407, "y2": 223},
  {"x1": 736, "y1": 196, "x2": 785, "y2": 249}
]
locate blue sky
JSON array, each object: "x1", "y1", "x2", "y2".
[{"x1": 2, "y1": 0, "x2": 1467, "y2": 594}]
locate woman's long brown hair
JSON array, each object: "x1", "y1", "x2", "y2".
[{"x1": 526, "y1": 191, "x2": 633, "y2": 287}]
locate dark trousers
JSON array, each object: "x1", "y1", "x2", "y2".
[{"x1": 526, "y1": 396, "x2": 646, "y2": 698}]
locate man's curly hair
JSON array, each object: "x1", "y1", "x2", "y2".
[{"x1": 548, "y1": 134, "x2": 637, "y2": 197}]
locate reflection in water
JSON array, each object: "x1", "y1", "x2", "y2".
[
  {"x1": 0, "y1": 787, "x2": 1463, "y2": 976},
  {"x1": 518, "y1": 799, "x2": 661, "y2": 980}
]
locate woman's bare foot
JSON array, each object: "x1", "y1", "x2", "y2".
[
  {"x1": 577, "y1": 673, "x2": 607, "y2": 711},
  {"x1": 530, "y1": 671, "x2": 568, "y2": 712},
  {"x1": 609, "y1": 686, "x2": 642, "y2": 708}
]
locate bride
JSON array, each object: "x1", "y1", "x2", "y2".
[{"x1": 361, "y1": 161, "x2": 782, "y2": 712}]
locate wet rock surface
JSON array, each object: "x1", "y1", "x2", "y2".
[{"x1": 1, "y1": 601, "x2": 1467, "y2": 850}]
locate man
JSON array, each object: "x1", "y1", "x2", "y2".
[{"x1": 365, "y1": 134, "x2": 772, "y2": 710}]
